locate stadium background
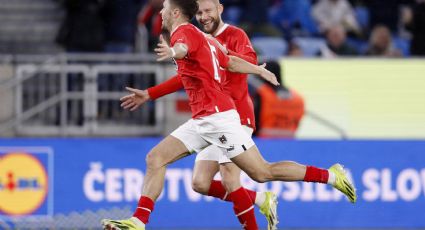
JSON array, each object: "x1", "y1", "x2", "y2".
[{"x1": 1, "y1": 0, "x2": 425, "y2": 229}]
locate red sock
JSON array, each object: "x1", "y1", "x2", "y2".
[
  {"x1": 133, "y1": 196, "x2": 154, "y2": 224},
  {"x1": 208, "y1": 180, "x2": 232, "y2": 201},
  {"x1": 304, "y1": 166, "x2": 329, "y2": 183},
  {"x1": 244, "y1": 188, "x2": 256, "y2": 203},
  {"x1": 230, "y1": 187, "x2": 258, "y2": 230},
  {"x1": 208, "y1": 180, "x2": 256, "y2": 204}
]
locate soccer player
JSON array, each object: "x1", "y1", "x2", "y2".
[
  {"x1": 122, "y1": 2, "x2": 278, "y2": 228},
  {"x1": 193, "y1": 0, "x2": 278, "y2": 229},
  {"x1": 109, "y1": 37, "x2": 275, "y2": 230},
  {"x1": 102, "y1": 0, "x2": 356, "y2": 229},
  {"x1": 139, "y1": 0, "x2": 279, "y2": 229}
]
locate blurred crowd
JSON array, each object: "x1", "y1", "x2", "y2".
[
  {"x1": 49, "y1": 0, "x2": 425, "y2": 137},
  {"x1": 55, "y1": 0, "x2": 425, "y2": 57}
]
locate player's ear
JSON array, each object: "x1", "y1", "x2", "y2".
[
  {"x1": 172, "y1": 8, "x2": 180, "y2": 18},
  {"x1": 218, "y1": 4, "x2": 224, "y2": 14}
]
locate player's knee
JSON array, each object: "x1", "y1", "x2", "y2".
[
  {"x1": 145, "y1": 150, "x2": 163, "y2": 169},
  {"x1": 192, "y1": 177, "x2": 209, "y2": 194}
]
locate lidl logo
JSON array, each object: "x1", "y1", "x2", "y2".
[{"x1": 0, "y1": 148, "x2": 53, "y2": 217}]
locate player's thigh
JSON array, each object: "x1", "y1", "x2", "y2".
[
  {"x1": 152, "y1": 118, "x2": 210, "y2": 168},
  {"x1": 192, "y1": 160, "x2": 219, "y2": 193},
  {"x1": 193, "y1": 160, "x2": 219, "y2": 182},
  {"x1": 230, "y1": 145, "x2": 271, "y2": 182},
  {"x1": 193, "y1": 144, "x2": 231, "y2": 192},
  {"x1": 171, "y1": 119, "x2": 210, "y2": 154},
  {"x1": 147, "y1": 135, "x2": 191, "y2": 168}
]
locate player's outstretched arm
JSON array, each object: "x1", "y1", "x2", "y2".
[
  {"x1": 227, "y1": 55, "x2": 280, "y2": 86},
  {"x1": 120, "y1": 87, "x2": 150, "y2": 111},
  {"x1": 120, "y1": 75, "x2": 183, "y2": 111},
  {"x1": 155, "y1": 35, "x2": 188, "y2": 61}
]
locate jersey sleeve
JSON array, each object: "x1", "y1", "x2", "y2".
[
  {"x1": 171, "y1": 29, "x2": 200, "y2": 55},
  {"x1": 227, "y1": 29, "x2": 257, "y2": 64},
  {"x1": 147, "y1": 75, "x2": 184, "y2": 100}
]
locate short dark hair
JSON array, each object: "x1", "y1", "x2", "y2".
[{"x1": 171, "y1": 0, "x2": 199, "y2": 20}]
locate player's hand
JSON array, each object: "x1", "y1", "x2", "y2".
[
  {"x1": 155, "y1": 35, "x2": 173, "y2": 61},
  {"x1": 258, "y1": 63, "x2": 280, "y2": 86},
  {"x1": 120, "y1": 87, "x2": 151, "y2": 111}
]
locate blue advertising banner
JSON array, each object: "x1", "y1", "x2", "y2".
[
  {"x1": 0, "y1": 138, "x2": 424, "y2": 229},
  {"x1": 0, "y1": 147, "x2": 53, "y2": 217}
]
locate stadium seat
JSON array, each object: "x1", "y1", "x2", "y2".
[
  {"x1": 268, "y1": 0, "x2": 318, "y2": 36},
  {"x1": 392, "y1": 36, "x2": 411, "y2": 56},
  {"x1": 292, "y1": 37, "x2": 326, "y2": 57},
  {"x1": 222, "y1": 6, "x2": 242, "y2": 25},
  {"x1": 346, "y1": 38, "x2": 368, "y2": 54},
  {"x1": 251, "y1": 37, "x2": 288, "y2": 59},
  {"x1": 354, "y1": 7, "x2": 370, "y2": 30}
]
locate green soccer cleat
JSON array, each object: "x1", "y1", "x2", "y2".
[
  {"x1": 101, "y1": 217, "x2": 145, "y2": 230},
  {"x1": 329, "y1": 163, "x2": 357, "y2": 203},
  {"x1": 259, "y1": 191, "x2": 279, "y2": 230}
]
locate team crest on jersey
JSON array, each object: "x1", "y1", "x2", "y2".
[{"x1": 219, "y1": 135, "x2": 227, "y2": 144}]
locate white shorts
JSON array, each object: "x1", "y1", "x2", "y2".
[
  {"x1": 170, "y1": 110, "x2": 255, "y2": 160},
  {"x1": 195, "y1": 125, "x2": 253, "y2": 164}
]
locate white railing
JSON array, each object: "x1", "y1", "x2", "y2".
[{"x1": 0, "y1": 54, "x2": 175, "y2": 136}]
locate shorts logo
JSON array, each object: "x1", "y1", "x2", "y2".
[
  {"x1": 0, "y1": 148, "x2": 53, "y2": 217},
  {"x1": 226, "y1": 145, "x2": 235, "y2": 152},
  {"x1": 219, "y1": 135, "x2": 227, "y2": 144}
]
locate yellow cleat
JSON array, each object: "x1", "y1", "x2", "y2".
[
  {"x1": 329, "y1": 163, "x2": 357, "y2": 203},
  {"x1": 259, "y1": 191, "x2": 279, "y2": 230},
  {"x1": 101, "y1": 217, "x2": 145, "y2": 230}
]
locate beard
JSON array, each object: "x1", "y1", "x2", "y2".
[
  {"x1": 161, "y1": 29, "x2": 171, "y2": 44},
  {"x1": 161, "y1": 15, "x2": 172, "y2": 33},
  {"x1": 161, "y1": 23, "x2": 170, "y2": 33},
  {"x1": 201, "y1": 17, "x2": 220, "y2": 34}
]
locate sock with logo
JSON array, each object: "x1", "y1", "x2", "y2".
[
  {"x1": 133, "y1": 196, "x2": 154, "y2": 224},
  {"x1": 230, "y1": 187, "x2": 258, "y2": 230}
]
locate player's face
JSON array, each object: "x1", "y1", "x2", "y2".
[
  {"x1": 160, "y1": 0, "x2": 173, "y2": 31},
  {"x1": 196, "y1": 0, "x2": 222, "y2": 34}
]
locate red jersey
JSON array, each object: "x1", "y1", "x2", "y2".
[
  {"x1": 171, "y1": 24, "x2": 235, "y2": 118},
  {"x1": 214, "y1": 24, "x2": 257, "y2": 129}
]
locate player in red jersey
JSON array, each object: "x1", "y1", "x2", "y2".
[
  {"x1": 134, "y1": 0, "x2": 278, "y2": 228},
  {"x1": 193, "y1": 0, "x2": 279, "y2": 229},
  {"x1": 102, "y1": 0, "x2": 356, "y2": 229}
]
